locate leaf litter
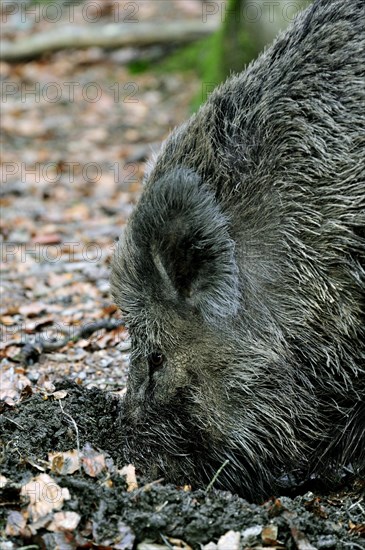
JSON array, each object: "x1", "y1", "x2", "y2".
[{"x1": 0, "y1": 381, "x2": 364, "y2": 549}]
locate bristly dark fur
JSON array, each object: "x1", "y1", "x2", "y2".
[{"x1": 111, "y1": 0, "x2": 365, "y2": 500}]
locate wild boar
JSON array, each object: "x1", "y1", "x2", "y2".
[{"x1": 111, "y1": 0, "x2": 365, "y2": 500}]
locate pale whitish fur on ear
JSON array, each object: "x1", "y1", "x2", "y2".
[
  {"x1": 143, "y1": 134, "x2": 181, "y2": 184},
  {"x1": 143, "y1": 147, "x2": 159, "y2": 183}
]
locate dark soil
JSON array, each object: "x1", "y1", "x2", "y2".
[{"x1": 1, "y1": 380, "x2": 364, "y2": 550}]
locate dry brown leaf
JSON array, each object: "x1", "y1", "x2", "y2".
[
  {"x1": 349, "y1": 520, "x2": 365, "y2": 534},
  {"x1": 0, "y1": 475, "x2": 9, "y2": 488},
  {"x1": 119, "y1": 464, "x2": 138, "y2": 492},
  {"x1": 25, "y1": 316, "x2": 54, "y2": 333},
  {"x1": 290, "y1": 527, "x2": 317, "y2": 550},
  {"x1": 32, "y1": 233, "x2": 63, "y2": 245},
  {"x1": 5, "y1": 510, "x2": 27, "y2": 537},
  {"x1": 0, "y1": 367, "x2": 32, "y2": 404},
  {"x1": 102, "y1": 304, "x2": 118, "y2": 315},
  {"x1": 93, "y1": 519, "x2": 135, "y2": 549},
  {"x1": 47, "y1": 511, "x2": 81, "y2": 532},
  {"x1": 262, "y1": 524, "x2": 278, "y2": 545},
  {"x1": 49, "y1": 450, "x2": 80, "y2": 475},
  {"x1": 51, "y1": 390, "x2": 68, "y2": 400},
  {"x1": 43, "y1": 381, "x2": 56, "y2": 394},
  {"x1": 216, "y1": 530, "x2": 240, "y2": 550},
  {"x1": 21, "y1": 473, "x2": 70, "y2": 523},
  {"x1": 0, "y1": 305, "x2": 19, "y2": 316},
  {"x1": 0, "y1": 316, "x2": 17, "y2": 326},
  {"x1": 19, "y1": 302, "x2": 47, "y2": 317},
  {"x1": 64, "y1": 203, "x2": 90, "y2": 222},
  {"x1": 168, "y1": 537, "x2": 193, "y2": 549},
  {"x1": 82, "y1": 443, "x2": 106, "y2": 477}
]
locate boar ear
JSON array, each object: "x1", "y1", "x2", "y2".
[{"x1": 139, "y1": 169, "x2": 239, "y2": 323}]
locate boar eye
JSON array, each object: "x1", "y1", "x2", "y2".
[{"x1": 148, "y1": 351, "x2": 165, "y2": 369}]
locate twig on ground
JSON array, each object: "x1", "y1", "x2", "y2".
[
  {"x1": 59, "y1": 400, "x2": 81, "y2": 459},
  {"x1": 1, "y1": 416, "x2": 24, "y2": 430},
  {"x1": 0, "y1": 20, "x2": 218, "y2": 61},
  {"x1": 11, "y1": 318, "x2": 125, "y2": 365},
  {"x1": 205, "y1": 459, "x2": 229, "y2": 493}
]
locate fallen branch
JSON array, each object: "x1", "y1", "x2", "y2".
[
  {"x1": 0, "y1": 20, "x2": 218, "y2": 61},
  {"x1": 12, "y1": 318, "x2": 125, "y2": 365}
]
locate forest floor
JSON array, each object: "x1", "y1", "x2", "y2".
[{"x1": 1, "y1": 1, "x2": 364, "y2": 549}]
